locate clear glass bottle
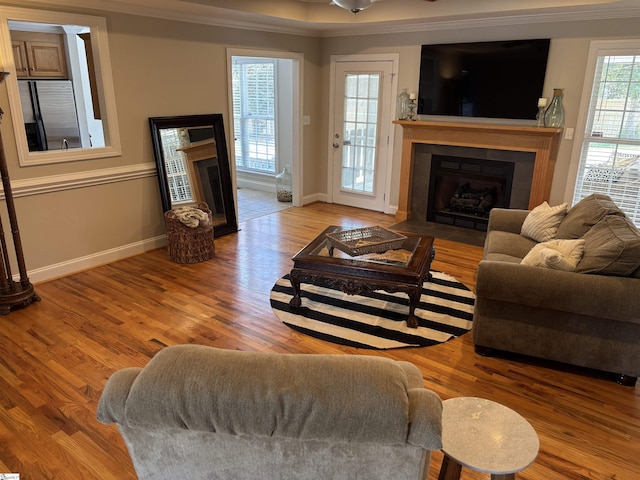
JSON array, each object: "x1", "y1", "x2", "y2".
[
  {"x1": 397, "y1": 88, "x2": 410, "y2": 120},
  {"x1": 276, "y1": 165, "x2": 292, "y2": 202},
  {"x1": 544, "y1": 88, "x2": 565, "y2": 128}
]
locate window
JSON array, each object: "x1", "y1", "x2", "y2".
[
  {"x1": 231, "y1": 57, "x2": 276, "y2": 174},
  {"x1": 572, "y1": 40, "x2": 640, "y2": 225},
  {"x1": 341, "y1": 73, "x2": 379, "y2": 194}
]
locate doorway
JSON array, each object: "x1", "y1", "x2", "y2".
[
  {"x1": 329, "y1": 55, "x2": 397, "y2": 213},
  {"x1": 227, "y1": 49, "x2": 303, "y2": 222}
]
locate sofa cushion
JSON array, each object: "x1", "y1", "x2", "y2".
[
  {"x1": 484, "y1": 230, "x2": 537, "y2": 262},
  {"x1": 556, "y1": 193, "x2": 624, "y2": 239},
  {"x1": 576, "y1": 214, "x2": 640, "y2": 275},
  {"x1": 521, "y1": 239, "x2": 585, "y2": 271},
  {"x1": 521, "y1": 201, "x2": 568, "y2": 242},
  {"x1": 118, "y1": 345, "x2": 420, "y2": 445}
]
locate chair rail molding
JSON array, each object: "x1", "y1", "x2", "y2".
[{"x1": 0, "y1": 162, "x2": 157, "y2": 199}]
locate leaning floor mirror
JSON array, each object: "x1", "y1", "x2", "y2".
[{"x1": 149, "y1": 114, "x2": 238, "y2": 238}]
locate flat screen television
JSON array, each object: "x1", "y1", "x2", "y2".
[{"x1": 417, "y1": 39, "x2": 550, "y2": 120}]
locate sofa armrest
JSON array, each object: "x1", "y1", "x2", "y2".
[
  {"x1": 487, "y1": 208, "x2": 530, "y2": 235},
  {"x1": 96, "y1": 367, "x2": 142, "y2": 424},
  {"x1": 476, "y1": 260, "x2": 640, "y2": 324}
]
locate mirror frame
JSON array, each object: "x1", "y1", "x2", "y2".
[
  {"x1": 0, "y1": 7, "x2": 121, "y2": 165},
  {"x1": 149, "y1": 113, "x2": 238, "y2": 238}
]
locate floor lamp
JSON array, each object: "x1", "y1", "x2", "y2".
[{"x1": 0, "y1": 71, "x2": 39, "y2": 314}]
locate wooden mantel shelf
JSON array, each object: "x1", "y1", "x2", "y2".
[{"x1": 393, "y1": 120, "x2": 563, "y2": 222}]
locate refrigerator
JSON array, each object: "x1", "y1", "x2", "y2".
[{"x1": 18, "y1": 80, "x2": 81, "y2": 151}]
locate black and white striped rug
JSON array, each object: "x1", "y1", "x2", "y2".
[{"x1": 270, "y1": 271, "x2": 475, "y2": 349}]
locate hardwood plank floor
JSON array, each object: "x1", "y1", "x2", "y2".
[{"x1": 0, "y1": 202, "x2": 638, "y2": 479}]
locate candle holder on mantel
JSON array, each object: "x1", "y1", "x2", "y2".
[
  {"x1": 536, "y1": 97, "x2": 547, "y2": 127},
  {"x1": 407, "y1": 95, "x2": 417, "y2": 121},
  {"x1": 0, "y1": 72, "x2": 39, "y2": 314}
]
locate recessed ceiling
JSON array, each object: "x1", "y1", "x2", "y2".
[{"x1": 15, "y1": 0, "x2": 640, "y2": 36}]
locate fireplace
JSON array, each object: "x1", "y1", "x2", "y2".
[
  {"x1": 394, "y1": 120, "x2": 563, "y2": 225},
  {"x1": 410, "y1": 143, "x2": 535, "y2": 231},
  {"x1": 427, "y1": 155, "x2": 514, "y2": 230}
]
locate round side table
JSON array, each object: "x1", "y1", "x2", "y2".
[{"x1": 437, "y1": 397, "x2": 539, "y2": 480}]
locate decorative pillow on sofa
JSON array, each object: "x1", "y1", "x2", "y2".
[
  {"x1": 576, "y1": 214, "x2": 640, "y2": 276},
  {"x1": 521, "y1": 239, "x2": 586, "y2": 271},
  {"x1": 521, "y1": 201, "x2": 568, "y2": 242},
  {"x1": 556, "y1": 193, "x2": 625, "y2": 239}
]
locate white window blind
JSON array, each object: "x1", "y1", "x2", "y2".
[
  {"x1": 160, "y1": 128, "x2": 193, "y2": 204},
  {"x1": 232, "y1": 58, "x2": 277, "y2": 174},
  {"x1": 573, "y1": 47, "x2": 640, "y2": 226}
]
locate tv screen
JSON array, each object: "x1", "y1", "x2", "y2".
[{"x1": 417, "y1": 39, "x2": 550, "y2": 120}]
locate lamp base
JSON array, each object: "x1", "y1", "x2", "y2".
[{"x1": 0, "y1": 281, "x2": 40, "y2": 315}]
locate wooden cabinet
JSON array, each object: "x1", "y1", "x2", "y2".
[{"x1": 11, "y1": 31, "x2": 68, "y2": 79}]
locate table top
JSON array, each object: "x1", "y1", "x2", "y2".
[
  {"x1": 441, "y1": 397, "x2": 539, "y2": 475},
  {"x1": 291, "y1": 226, "x2": 434, "y2": 279}
]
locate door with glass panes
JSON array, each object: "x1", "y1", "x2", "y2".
[{"x1": 331, "y1": 60, "x2": 393, "y2": 211}]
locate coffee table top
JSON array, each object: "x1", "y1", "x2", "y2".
[
  {"x1": 441, "y1": 397, "x2": 539, "y2": 475},
  {"x1": 292, "y1": 226, "x2": 434, "y2": 275}
]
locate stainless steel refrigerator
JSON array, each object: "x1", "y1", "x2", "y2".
[{"x1": 18, "y1": 80, "x2": 81, "y2": 151}]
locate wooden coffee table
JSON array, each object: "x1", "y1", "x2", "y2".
[{"x1": 288, "y1": 226, "x2": 435, "y2": 328}]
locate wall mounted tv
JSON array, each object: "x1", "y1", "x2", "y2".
[{"x1": 417, "y1": 39, "x2": 550, "y2": 120}]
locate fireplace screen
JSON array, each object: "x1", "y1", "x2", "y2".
[{"x1": 427, "y1": 155, "x2": 514, "y2": 230}]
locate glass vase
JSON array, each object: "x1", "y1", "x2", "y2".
[
  {"x1": 397, "y1": 88, "x2": 410, "y2": 120},
  {"x1": 544, "y1": 88, "x2": 565, "y2": 128},
  {"x1": 276, "y1": 165, "x2": 292, "y2": 202}
]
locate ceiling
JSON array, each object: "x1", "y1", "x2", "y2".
[{"x1": 16, "y1": 0, "x2": 640, "y2": 35}]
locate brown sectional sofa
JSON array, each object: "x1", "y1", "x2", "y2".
[{"x1": 472, "y1": 194, "x2": 640, "y2": 385}]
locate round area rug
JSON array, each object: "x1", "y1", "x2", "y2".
[{"x1": 270, "y1": 271, "x2": 475, "y2": 349}]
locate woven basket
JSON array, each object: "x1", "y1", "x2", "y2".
[{"x1": 164, "y1": 203, "x2": 215, "y2": 264}]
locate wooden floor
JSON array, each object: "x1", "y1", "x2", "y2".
[{"x1": 0, "y1": 203, "x2": 638, "y2": 479}]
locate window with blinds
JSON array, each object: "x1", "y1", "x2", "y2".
[
  {"x1": 231, "y1": 57, "x2": 277, "y2": 174},
  {"x1": 572, "y1": 43, "x2": 640, "y2": 226},
  {"x1": 160, "y1": 128, "x2": 193, "y2": 204}
]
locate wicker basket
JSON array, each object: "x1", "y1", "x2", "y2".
[{"x1": 164, "y1": 203, "x2": 215, "y2": 264}]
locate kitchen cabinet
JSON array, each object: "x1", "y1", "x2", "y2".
[{"x1": 11, "y1": 31, "x2": 68, "y2": 79}]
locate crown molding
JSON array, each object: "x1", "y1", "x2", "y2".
[
  {"x1": 5, "y1": 0, "x2": 640, "y2": 37},
  {"x1": 320, "y1": 6, "x2": 640, "y2": 37}
]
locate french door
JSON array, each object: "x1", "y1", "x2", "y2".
[{"x1": 331, "y1": 58, "x2": 395, "y2": 212}]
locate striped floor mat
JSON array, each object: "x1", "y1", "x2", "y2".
[{"x1": 270, "y1": 271, "x2": 475, "y2": 349}]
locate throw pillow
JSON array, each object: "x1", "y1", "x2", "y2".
[
  {"x1": 521, "y1": 239, "x2": 586, "y2": 271},
  {"x1": 556, "y1": 193, "x2": 625, "y2": 239},
  {"x1": 576, "y1": 214, "x2": 640, "y2": 276},
  {"x1": 521, "y1": 201, "x2": 568, "y2": 242}
]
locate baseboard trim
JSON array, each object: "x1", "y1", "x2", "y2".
[
  {"x1": 303, "y1": 193, "x2": 327, "y2": 205},
  {"x1": 27, "y1": 235, "x2": 167, "y2": 284}
]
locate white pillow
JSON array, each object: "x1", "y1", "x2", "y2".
[
  {"x1": 521, "y1": 239, "x2": 586, "y2": 271},
  {"x1": 521, "y1": 201, "x2": 568, "y2": 242}
]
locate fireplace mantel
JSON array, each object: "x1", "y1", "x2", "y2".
[{"x1": 393, "y1": 120, "x2": 563, "y2": 222}]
